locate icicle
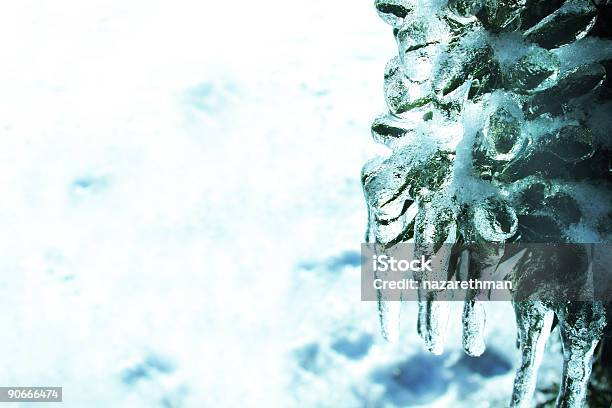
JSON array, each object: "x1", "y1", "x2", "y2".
[
  {"x1": 555, "y1": 301, "x2": 607, "y2": 407},
  {"x1": 462, "y1": 299, "x2": 486, "y2": 357},
  {"x1": 510, "y1": 301, "x2": 555, "y2": 407},
  {"x1": 378, "y1": 296, "x2": 402, "y2": 342},
  {"x1": 417, "y1": 297, "x2": 450, "y2": 354}
]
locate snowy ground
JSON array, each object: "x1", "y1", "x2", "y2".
[{"x1": 0, "y1": 1, "x2": 562, "y2": 407}]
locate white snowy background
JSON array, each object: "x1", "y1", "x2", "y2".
[{"x1": 0, "y1": 1, "x2": 563, "y2": 407}]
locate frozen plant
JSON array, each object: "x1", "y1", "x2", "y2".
[{"x1": 364, "y1": 0, "x2": 612, "y2": 406}]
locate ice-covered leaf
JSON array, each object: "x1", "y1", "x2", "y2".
[
  {"x1": 448, "y1": 0, "x2": 485, "y2": 17},
  {"x1": 375, "y1": 0, "x2": 416, "y2": 28},
  {"x1": 524, "y1": 63, "x2": 605, "y2": 117},
  {"x1": 523, "y1": 1, "x2": 598, "y2": 49},
  {"x1": 503, "y1": 47, "x2": 560, "y2": 93},
  {"x1": 384, "y1": 57, "x2": 434, "y2": 113},
  {"x1": 479, "y1": 0, "x2": 527, "y2": 32}
]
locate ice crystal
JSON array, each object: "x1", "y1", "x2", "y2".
[{"x1": 365, "y1": 0, "x2": 612, "y2": 406}]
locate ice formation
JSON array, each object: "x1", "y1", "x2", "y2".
[{"x1": 364, "y1": 0, "x2": 612, "y2": 406}]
